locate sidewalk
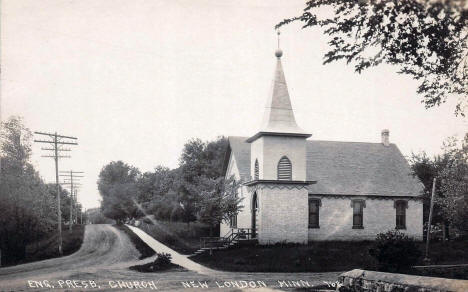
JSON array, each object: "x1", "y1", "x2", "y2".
[
  {"x1": 125, "y1": 225, "x2": 340, "y2": 291},
  {"x1": 126, "y1": 225, "x2": 217, "y2": 276}
]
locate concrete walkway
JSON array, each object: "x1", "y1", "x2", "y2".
[
  {"x1": 126, "y1": 225, "x2": 341, "y2": 291},
  {"x1": 126, "y1": 225, "x2": 217, "y2": 275}
]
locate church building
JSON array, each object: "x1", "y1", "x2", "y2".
[{"x1": 221, "y1": 46, "x2": 424, "y2": 244}]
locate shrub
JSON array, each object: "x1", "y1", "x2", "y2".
[
  {"x1": 369, "y1": 230, "x2": 421, "y2": 273},
  {"x1": 129, "y1": 252, "x2": 174, "y2": 273},
  {"x1": 153, "y1": 252, "x2": 172, "y2": 269}
]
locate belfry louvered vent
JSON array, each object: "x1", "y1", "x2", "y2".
[
  {"x1": 254, "y1": 159, "x2": 259, "y2": 180},
  {"x1": 277, "y1": 156, "x2": 292, "y2": 180}
]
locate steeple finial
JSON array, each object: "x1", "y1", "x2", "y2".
[{"x1": 275, "y1": 30, "x2": 283, "y2": 58}]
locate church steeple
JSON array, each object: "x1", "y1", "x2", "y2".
[{"x1": 247, "y1": 32, "x2": 311, "y2": 143}]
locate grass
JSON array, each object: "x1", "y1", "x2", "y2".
[
  {"x1": 418, "y1": 240, "x2": 468, "y2": 265},
  {"x1": 191, "y1": 241, "x2": 378, "y2": 272},
  {"x1": 19, "y1": 224, "x2": 85, "y2": 265},
  {"x1": 136, "y1": 221, "x2": 211, "y2": 255},
  {"x1": 114, "y1": 224, "x2": 155, "y2": 259},
  {"x1": 190, "y1": 240, "x2": 468, "y2": 274}
]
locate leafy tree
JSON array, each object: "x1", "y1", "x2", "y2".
[
  {"x1": 436, "y1": 135, "x2": 468, "y2": 233},
  {"x1": 278, "y1": 0, "x2": 468, "y2": 115},
  {"x1": 410, "y1": 133, "x2": 468, "y2": 238},
  {"x1": 86, "y1": 207, "x2": 114, "y2": 224},
  {"x1": 0, "y1": 116, "x2": 57, "y2": 264},
  {"x1": 174, "y1": 137, "x2": 228, "y2": 225},
  {"x1": 136, "y1": 166, "x2": 175, "y2": 205},
  {"x1": 98, "y1": 161, "x2": 140, "y2": 223},
  {"x1": 196, "y1": 176, "x2": 243, "y2": 235}
]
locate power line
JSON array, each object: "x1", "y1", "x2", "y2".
[
  {"x1": 34, "y1": 131, "x2": 78, "y2": 256},
  {"x1": 60, "y1": 170, "x2": 84, "y2": 231}
]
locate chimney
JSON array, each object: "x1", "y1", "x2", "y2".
[{"x1": 381, "y1": 129, "x2": 390, "y2": 146}]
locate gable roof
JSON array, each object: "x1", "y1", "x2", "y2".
[
  {"x1": 226, "y1": 137, "x2": 423, "y2": 197},
  {"x1": 223, "y1": 136, "x2": 251, "y2": 181}
]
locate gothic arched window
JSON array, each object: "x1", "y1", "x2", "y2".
[
  {"x1": 254, "y1": 159, "x2": 259, "y2": 180},
  {"x1": 277, "y1": 156, "x2": 292, "y2": 180}
]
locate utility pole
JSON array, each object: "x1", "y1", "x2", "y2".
[
  {"x1": 424, "y1": 177, "x2": 437, "y2": 264},
  {"x1": 34, "y1": 132, "x2": 78, "y2": 256},
  {"x1": 59, "y1": 171, "x2": 83, "y2": 231}
]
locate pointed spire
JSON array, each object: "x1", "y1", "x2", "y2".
[{"x1": 247, "y1": 32, "x2": 310, "y2": 143}]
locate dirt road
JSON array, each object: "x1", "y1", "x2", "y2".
[{"x1": 0, "y1": 225, "x2": 340, "y2": 291}]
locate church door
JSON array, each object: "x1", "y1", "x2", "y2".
[{"x1": 252, "y1": 192, "x2": 258, "y2": 238}]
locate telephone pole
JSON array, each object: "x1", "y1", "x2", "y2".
[
  {"x1": 34, "y1": 132, "x2": 78, "y2": 256},
  {"x1": 59, "y1": 171, "x2": 83, "y2": 231},
  {"x1": 424, "y1": 177, "x2": 437, "y2": 264}
]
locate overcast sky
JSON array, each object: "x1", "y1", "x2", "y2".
[{"x1": 2, "y1": 0, "x2": 467, "y2": 209}]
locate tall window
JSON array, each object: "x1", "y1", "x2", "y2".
[
  {"x1": 352, "y1": 200, "x2": 365, "y2": 229},
  {"x1": 229, "y1": 215, "x2": 237, "y2": 228},
  {"x1": 308, "y1": 198, "x2": 321, "y2": 228},
  {"x1": 277, "y1": 156, "x2": 292, "y2": 180},
  {"x1": 395, "y1": 200, "x2": 407, "y2": 229},
  {"x1": 254, "y1": 159, "x2": 259, "y2": 180}
]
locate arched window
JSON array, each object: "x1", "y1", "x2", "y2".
[
  {"x1": 254, "y1": 159, "x2": 259, "y2": 180},
  {"x1": 277, "y1": 156, "x2": 292, "y2": 180}
]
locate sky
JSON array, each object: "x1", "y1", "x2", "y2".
[{"x1": 2, "y1": 0, "x2": 467, "y2": 209}]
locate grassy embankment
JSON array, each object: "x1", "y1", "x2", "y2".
[
  {"x1": 17, "y1": 224, "x2": 85, "y2": 265},
  {"x1": 114, "y1": 224, "x2": 155, "y2": 259},
  {"x1": 116, "y1": 224, "x2": 186, "y2": 272}
]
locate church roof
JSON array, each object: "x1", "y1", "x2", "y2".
[
  {"x1": 246, "y1": 52, "x2": 310, "y2": 143},
  {"x1": 226, "y1": 137, "x2": 423, "y2": 197}
]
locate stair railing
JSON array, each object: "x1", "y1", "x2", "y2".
[{"x1": 199, "y1": 228, "x2": 253, "y2": 249}]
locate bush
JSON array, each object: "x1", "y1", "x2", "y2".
[
  {"x1": 369, "y1": 230, "x2": 421, "y2": 273},
  {"x1": 129, "y1": 252, "x2": 176, "y2": 273},
  {"x1": 153, "y1": 252, "x2": 172, "y2": 269}
]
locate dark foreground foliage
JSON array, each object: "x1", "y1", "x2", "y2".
[
  {"x1": 369, "y1": 230, "x2": 421, "y2": 273},
  {"x1": 191, "y1": 239, "x2": 468, "y2": 274},
  {"x1": 114, "y1": 224, "x2": 155, "y2": 259},
  {"x1": 129, "y1": 252, "x2": 184, "y2": 273},
  {"x1": 13, "y1": 224, "x2": 85, "y2": 266},
  {"x1": 191, "y1": 241, "x2": 378, "y2": 272}
]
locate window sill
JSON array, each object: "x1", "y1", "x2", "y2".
[
  {"x1": 396, "y1": 226, "x2": 406, "y2": 230},
  {"x1": 352, "y1": 226, "x2": 364, "y2": 229},
  {"x1": 308, "y1": 225, "x2": 320, "y2": 229}
]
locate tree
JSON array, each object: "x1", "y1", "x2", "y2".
[
  {"x1": 437, "y1": 135, "x2": 468, "y2": 233},
  {"x1": 0, "y1": 116, "x2": 57, "y2": 264},
  {"x1": 278, "y1": 0, "x2": 468, "y2": 116},
  {"x1": 136, "y1": 166, "x2": 175, "y2": 205},
  {"x1": 410, "y1": 133, "x2": 468, "y2": 238},
  {"x1": 175, "y1": 137, "x2": 229, "y2": 225},
  {"x1": 98, "y1": 161, "x2": 140, "y2": 223},
  {"x1": 196, "y1": 176, "x2": 243, "y2": 235}
]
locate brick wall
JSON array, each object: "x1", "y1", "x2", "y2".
[
  {"x1": 308, "y1": 197, "x2": 423, "y2": 241},
  {"x1": 258, "y1": 187, "x2": 309, "y2": 244}
]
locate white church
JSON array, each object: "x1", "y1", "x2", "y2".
[{"x1": 220, "y1": 47, "x2": 424, "y2": 244}]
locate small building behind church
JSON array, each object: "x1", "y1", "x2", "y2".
[{"x1": 220, "y1": 48, "x2": 424, "y2": 244}]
